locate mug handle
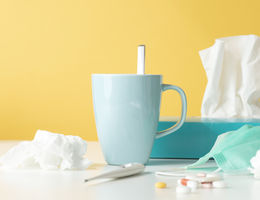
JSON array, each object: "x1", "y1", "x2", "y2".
[{"x1": 156, "y1": 84, "x2": 187, "y2": 139}]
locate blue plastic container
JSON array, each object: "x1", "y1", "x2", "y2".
[{"x1": 150, "y1": 118, "x2": 260, "y2": 159}]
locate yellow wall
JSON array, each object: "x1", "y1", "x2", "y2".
[{"x1": 0, "y1": 0, "x2": 259, "y2": 140}]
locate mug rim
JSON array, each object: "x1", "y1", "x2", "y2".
[{"x1": 92, "y1": 74, "x2": 162, "y2": 77}]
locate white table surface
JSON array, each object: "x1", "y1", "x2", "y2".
[{"x1": 0, "y1": 141, "x2": 259, "y2": 200}]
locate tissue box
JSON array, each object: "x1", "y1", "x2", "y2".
[{"x1": 150, "y1": 117, "x2": 260, "y2": 159}]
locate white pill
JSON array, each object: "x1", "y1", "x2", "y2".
[
  {"x1": 197, "y1": 172, "x2": 206, "y2": 177},
  {"x1": 176, "y1": 186, "x2": 191, "y2": 194},
  {"x1": 212, "y1": 181, "x2": 227, "y2": 188},
  {"x1": 202, "y1": 183, "x2": 212, "y2": 188},
  {"x1": 187, "y1": 180, "x2": 199, "y2": 189},
  {"x1": 206, "y1": 173, "x2": 222, "y2": 179},
  {"x1": 187, "y1": 180, "x2": 199, "y2": 192},
  {"x1": 199, "y1": 176, "x2": 221, "y2": 182}
]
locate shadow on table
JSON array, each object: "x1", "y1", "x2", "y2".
[
  {"x1": 85, "y1": 171, "x2": 151, "y2": 187},
  {"x1": 147, "y1": 159, "x2": 197, "y2": 166}
]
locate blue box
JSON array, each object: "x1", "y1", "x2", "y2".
[{"x1": 150, "y1": 117, "x2": 260, "y2": 159}]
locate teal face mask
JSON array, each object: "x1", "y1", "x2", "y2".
[{"x1": 187, "y1": 125, "x2": 260, "y2": 172}]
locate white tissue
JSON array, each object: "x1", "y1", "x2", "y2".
[
  {"x1": 200, "y1": 35, "x2": 260, "y2": 118},
  {"x1": 250, "y1": 150, "x2": 260, "y2": 179},
  {"x1": 0, "y1": 130, "x2": 91, "y2": 170}
]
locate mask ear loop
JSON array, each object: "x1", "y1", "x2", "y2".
[{"x1": 213, "y1": 167, "x2": 222, "y2": 173}]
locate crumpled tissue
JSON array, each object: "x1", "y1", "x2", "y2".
[
  {"x1": 200, "y1": 35, "x2": 260, "y2": 118},
  {"x1": 250, "y1": 150, "x2": 260, "y2": 178},
  {"x1": 0, "y1": 130, "x2": 91, "y2": 170}
]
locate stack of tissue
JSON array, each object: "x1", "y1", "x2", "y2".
[
  {"x1": 0, "y1": 130, "x2": 91, "y2": 170},
  {"x1": 200, "y1": 35, "x2": 260, "y2": 118}
]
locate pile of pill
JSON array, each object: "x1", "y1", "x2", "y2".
[{"x1": 176, "y1": 172, "x2": 227, "y2": 194}]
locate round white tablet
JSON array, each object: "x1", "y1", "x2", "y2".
[
  {"x1": 206, "y1": 173, "x2": 222, "y2": 179},
  {"x1": 197, "y1": 172, "x2": 206, "y2": 177},
  {"x1": 187, "y1": 180, "x2": 199, "y2": 189},
  {"x1": 176, "y1": 186, "x2": 191, "y2": 194},
  {"x1": 212, "y1": 181, "x2": 227, "y2": 188},
  {"x1": 202, "y1": 183, "x2": 212, "y2": 188}
]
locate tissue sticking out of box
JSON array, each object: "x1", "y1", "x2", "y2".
[
  {"x1": 0, "y1": 130, "x2": 92, "y2": 170},
  {"x1": 200, "y1": 35, "x2": 260, "y2": 118}
]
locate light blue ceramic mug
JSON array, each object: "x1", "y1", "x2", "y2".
[{"x1": 92, "y1": 74, "x2": 187, "y2": 165}]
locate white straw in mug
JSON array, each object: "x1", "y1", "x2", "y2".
[{"x1": 137, "y1": 45, "x2": 145, "y2": 74}]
